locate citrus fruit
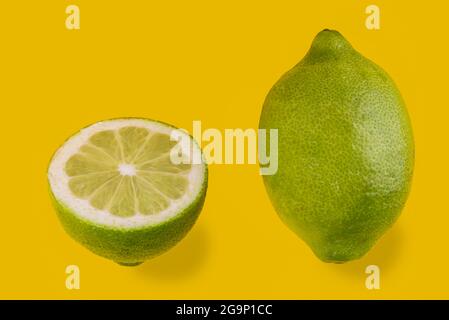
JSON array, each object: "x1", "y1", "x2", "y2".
[
  {"x1": 48, "y1": 118, "x2": 207, "y2": 266},
  {"x1": 259, "y1": 29, "x2": 414, "y2": 263}
]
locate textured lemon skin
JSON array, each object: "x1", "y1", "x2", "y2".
[
  {"x1": 259, "y1": 30, "x2": 414, "y2": 263},
  {"x1": 49, "y1": 168, "x2": 207, "y2": 265}
]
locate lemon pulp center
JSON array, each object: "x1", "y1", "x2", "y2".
[{"x1": 118, "y1": 163, "x2": 136, "y2": 176}]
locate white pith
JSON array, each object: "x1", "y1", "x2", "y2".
[{"x1": 48, "y1": 119, "x2": 205, "y2": 229}]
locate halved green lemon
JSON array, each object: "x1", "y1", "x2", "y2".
[{"x1": 48, "y1": 118, "x2": 207, "y2": 266}]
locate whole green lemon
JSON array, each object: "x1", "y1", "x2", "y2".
[{"x1": 259, "y1": 29, "x2": 414, "y2": 263}]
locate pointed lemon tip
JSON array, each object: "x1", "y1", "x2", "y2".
[
  {"x1": 302, "y1": 29, "x2": 354, "y2": 62},
  {"x1": 313, "y1": 29, "x2": 350, "y2": 49}
]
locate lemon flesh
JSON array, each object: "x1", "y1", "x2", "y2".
[{"x1": 65, "y1": 127, "x2": 191, "y2": 217}]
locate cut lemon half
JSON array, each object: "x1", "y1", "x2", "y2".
[{"x1": 48, "y1": 118, "x2": 207, "y2": 266}]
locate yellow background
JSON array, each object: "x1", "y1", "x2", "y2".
[{"x1": 0, "y1": 1, "x2": 447, "y2": 299}]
